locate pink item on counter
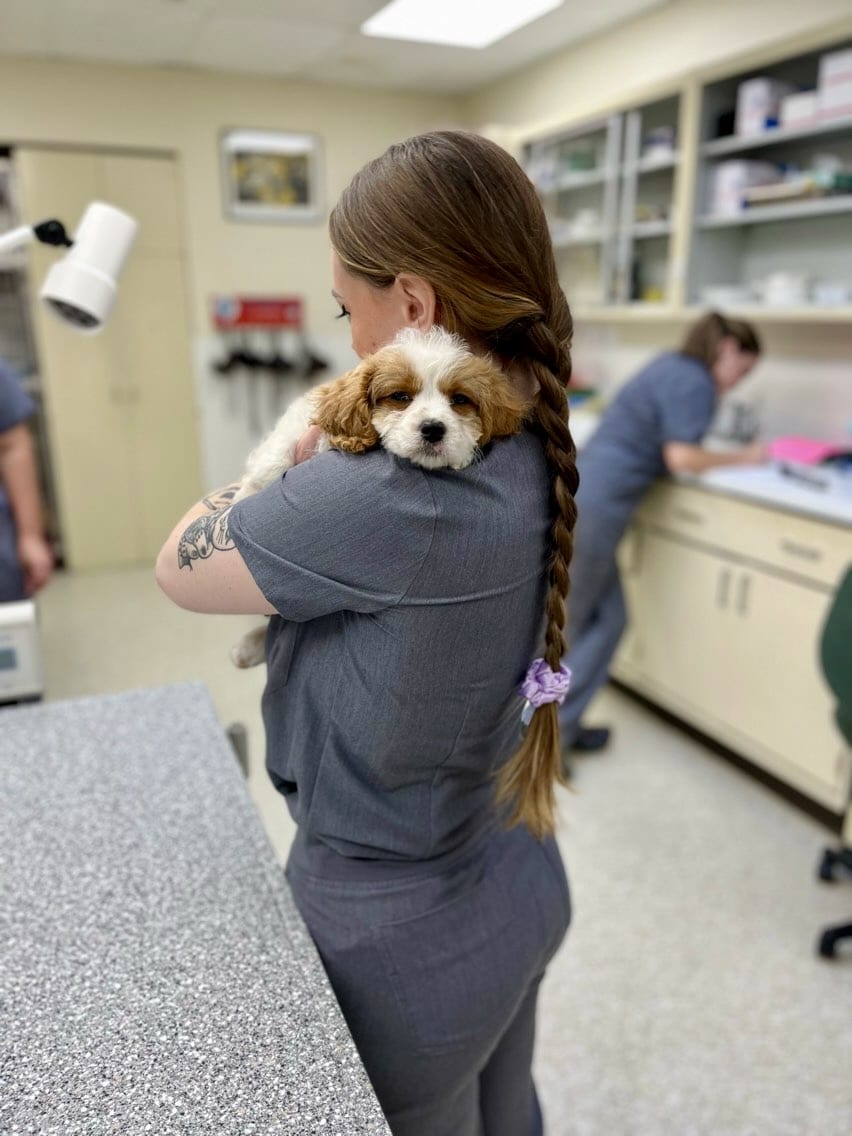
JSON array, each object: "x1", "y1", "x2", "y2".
[{"x1": 767, "y1": 436, "x2": 844, "y2": 464}]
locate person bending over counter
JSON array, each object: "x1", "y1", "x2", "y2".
[{"x1": 561, "y1": 311, "x2": 766, "y2": 757}]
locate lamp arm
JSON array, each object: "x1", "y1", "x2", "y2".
[{"x1": 0, "y1": 226, "x2": 35, "y2": 255}]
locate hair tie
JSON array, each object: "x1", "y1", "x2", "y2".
[{"x1": 520, "y1": 658, "x2": 572, "y2": 724}]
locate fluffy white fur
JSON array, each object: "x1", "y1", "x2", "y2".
[{"x1": 230, "y1": 326, "x2": 525, "y2": 667}]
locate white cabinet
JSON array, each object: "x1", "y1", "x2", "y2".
[
  {"x1": 523, "y1": 115, "x2": 623, "y2": 306},
  {"x1": 515, "y1": 30, "x2": 852, "y2": 324},
  {"x1": 689, "y1": 37, "x2": 852, "y2": 318},
  {"x1": 522, "y1": 94, "x2": 682, "y2": 311},
  {"x1": 615, "y1": 483, "x2": 852, "y2": 814}
]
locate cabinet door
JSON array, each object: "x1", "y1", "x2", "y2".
[
  {"x1": 621, "y1": 529, "x2": 731, "y2": 723},
  {"x1": 723, "y1": 570, "x2": 849, "y2": 811}
]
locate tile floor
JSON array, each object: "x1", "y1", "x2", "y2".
[{"x1": 32, "y1": 565, "x2": 852, "y2": 1134}]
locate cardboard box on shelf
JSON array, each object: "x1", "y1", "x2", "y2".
[
  {"x1": 708, "y1": 160, "x2": 779, "y2": 216},
  {"x1": 818, "y1": 82, "x2": 852, "y2": 118},
  {"x1": 818, "y1": 47, "x2": 852, "y2": 118},
  {"x1": 735, "y1": 77, "x2": 796, "y2": 135},
  {"x1": 818, "y1": 47, "x2": 852, "y2": 87},
  {"x1": 780, "y1": 90, "x2": 819, "y2": 127}
]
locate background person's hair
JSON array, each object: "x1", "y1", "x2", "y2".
[
  {"x1": 330, "y1": 129, "x2": 578, "y2": 839},
  {"x1": 680, "y1": 310, "x2": 761, "y2": 371}
]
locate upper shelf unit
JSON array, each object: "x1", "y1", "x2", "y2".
[
  {"x1": 689, "y1": 37, "x2": 852, "y2": 317},
  {"x1": 522, "y1": 93, "x2": 681, "y2": 309},
  {"x1": 517, "y1": 30, "x2": 852, "y2": 324}
]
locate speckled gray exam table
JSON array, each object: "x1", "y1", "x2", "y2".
[{"x1": 0, "y1": 682, "x2": 391, "y2": 1135}]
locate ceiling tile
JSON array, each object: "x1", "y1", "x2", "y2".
[{"x1": 190, "y1": 16, "x2": 346, "y2": 76}]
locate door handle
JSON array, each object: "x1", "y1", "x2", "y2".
[
  {"x1": 779, "y1": 539, "x2": 821, "y2": 562},
  {"x1": 736, "y1": 573, "x2": 751, "y2": 617},
  {"x1": 716, "y1": 567, "x2": 731, "y2": 609}
]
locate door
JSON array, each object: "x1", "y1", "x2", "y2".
[{"x1": 14, "y1": 147, "x2": 201, "y2": 569}]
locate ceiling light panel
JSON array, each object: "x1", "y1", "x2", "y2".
[{"x1": 361, "y1": 0, "x2": 564, "y2": 50}]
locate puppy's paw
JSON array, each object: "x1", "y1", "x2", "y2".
[{"x1": 230, "y1": 625, "x2": 267, "y2": 668}]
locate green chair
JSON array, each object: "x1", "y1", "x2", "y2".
[{"x1": 816, "y1": 565, "x2": 852, "y2": 959}]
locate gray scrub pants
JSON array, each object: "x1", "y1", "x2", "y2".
[
  {"x1": 558, "y1": 529, "x2": 628, "y2": 746},
  {"x1": 286, "y1": 822, "x2": 571, "y2": 1136}
]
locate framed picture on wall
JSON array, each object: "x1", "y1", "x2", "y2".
[{"x1": 220, "y1": 129, "x2": 323, "y2": 223}]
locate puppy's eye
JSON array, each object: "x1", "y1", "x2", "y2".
[
  {"x1": 451, "y1": 393, "x2": 473, "y2": 406},
  {"x1": 389, "y1": 391, "x2": 412, "y2": 403}
]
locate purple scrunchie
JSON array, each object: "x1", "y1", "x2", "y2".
[{"x1": 520, "y1": 658, "x2": 572, "y2": 708}]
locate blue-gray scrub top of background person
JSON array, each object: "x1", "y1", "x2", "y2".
[
  {"x1": 575, "y1": 352, "x2": 717, "y2": 549},
  {"x1": 0, "y1": 359, "x2": 36, "y2": 602},
  {"x1": 229, "y1": 430, "x2": 552, "y2": 864}
]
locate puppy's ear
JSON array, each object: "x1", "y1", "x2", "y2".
[
  {"x1": 477, "y1": 367, "x2": 528, "y2": 443},
  {"x1": 311, "y1": 359, "x2": 380, "y2": 453}
]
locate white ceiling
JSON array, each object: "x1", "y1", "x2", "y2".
[{"x1": 0, "y1": 0, "x2": 669, "y2": 95}]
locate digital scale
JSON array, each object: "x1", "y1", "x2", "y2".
[{"x1": 0, "y1": 600, "x2": 44, "y2": 703}]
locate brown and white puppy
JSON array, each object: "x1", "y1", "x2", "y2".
[{"x1": 231, "y1": 325, "x2": 527, "y2": 666}]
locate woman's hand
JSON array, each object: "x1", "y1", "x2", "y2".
[
  {"x1": 17, "y1": 532, "x2": 54, "y2": 595},
  {"x1": 738, "y1": 440, "x2": 769, "y2": 465},
  {"x1": 294, "y1": 426, "x2": 323, "y2": 465}
]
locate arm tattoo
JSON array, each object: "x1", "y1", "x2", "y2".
[{"x1": 177, "y1": 484, "x2": 240, "y2": 571}]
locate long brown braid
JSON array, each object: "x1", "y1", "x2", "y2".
[
  {"x1": 490, "y1": 319, "x2": 578, "y2": 838},
  {"x1": 330, "y1": 130, "x2": 579, "y2": 838}
]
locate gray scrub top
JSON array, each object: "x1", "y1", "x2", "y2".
[
  {"x1": 0, "y1": 360, "x2": 36, "y2": 602},
  {"x1": 576, "y1": 351, "x2": 717, "y2": 549},
  {"x1": 229, "y1": 430, "x2": 551, "y2": 863}
]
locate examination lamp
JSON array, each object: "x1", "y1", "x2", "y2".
[{"x1": 0, "y1": 202, "x2": 138, "y2": 333}]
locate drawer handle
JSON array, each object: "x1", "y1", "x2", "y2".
[
  {"x1": 671, "y1": 507, "x2": 705, "y2": 525},
  {"x1": 779, "y1": 539, "x2": 822, "y2": 562}
]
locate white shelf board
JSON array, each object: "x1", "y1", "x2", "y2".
[
  {"x1": 702, "y1": 114, "x2": 852, "y2": 157},
  {"x1": 698, "y1": 195, "x2": 852, "y2": 228},
  {"x1": 633, "y1": 152, "x2": 680, "y2": 174},
  {"x1": 572, "y1": 303, "x2": 682, "y2": 322},
  {"x1": 684, "y1": 304, "x2": 852, "y2": 324},
  {"x1": 572, "y1": 303, "x2": 852, "y2": 324},
  {"x1": 544, "y1": 168, "x2": 609, "y2": 192},
  {"x1": 552, "y1": 230, "x2": 607, "y2": 247},
  {"x1": 631, "y1": 221, "x2": 673, "y2": 239}
]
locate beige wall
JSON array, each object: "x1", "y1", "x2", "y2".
[
  {"x1": 0, "y1": 58, "x2": 462, "y2": 485},
  {"x1": 464, "y1": 0, "x2": 852, "y2": 134},
  {"x1": 0, "y1": 58, "x2": 461, "y2": 337}
]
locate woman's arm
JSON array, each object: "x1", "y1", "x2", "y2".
[
  {"x1": 0, "y1": 422, "x2": 54, "y2": 594},
  {"x1": 663, "y1": 440, "x2": 768, "y2": 475},
  {"x1": 155, "y1": 484, "x2": 276, "y2": 615}
]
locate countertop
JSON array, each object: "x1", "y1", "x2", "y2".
[
  {"x1": 679, "y1": 462, "x2": 852, "y2": 527},
  {"x1": 0, "y1": 682, "x2": 390, "y2": 1136}
]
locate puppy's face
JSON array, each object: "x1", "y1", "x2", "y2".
[{"x1": 314, "y1": 327, "x2": 527, "y2": 470}]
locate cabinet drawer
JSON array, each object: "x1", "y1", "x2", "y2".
[{"x1": 637, "y1": 482, "x2": 851, "y2": 587}]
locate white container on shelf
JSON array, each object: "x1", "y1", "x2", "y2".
[
  {"x1": 780, "y1": 90, "x2": 819, "y2": 127},
  {"x1": 735, "y1": 77, "x2": 796, "y2": 135},
  {"x1": 818, "y1": 47, "x2": 852, "y2": 119},
  {"x1": 708, "y1": 160, "x2": 779, "y2": 216}
]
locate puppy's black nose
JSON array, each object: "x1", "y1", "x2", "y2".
[{"x1": 420, "y1": 420, "x2": 446, "y2": 443}]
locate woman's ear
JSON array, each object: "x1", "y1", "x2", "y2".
[
  {"x1": 395, "y1": 273, "x2": 437, "y2": 330},
  {"x1": 312, "y1": 360, "x2": 380, "y2": 453}
]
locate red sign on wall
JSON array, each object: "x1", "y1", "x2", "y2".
[{"x1": 212, "y1": 295, "x2": 304, "y2": 329}]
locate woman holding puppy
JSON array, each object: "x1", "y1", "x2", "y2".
[{"x1": 158, "y1": 131, "x2": 578, "y2": 1136}]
